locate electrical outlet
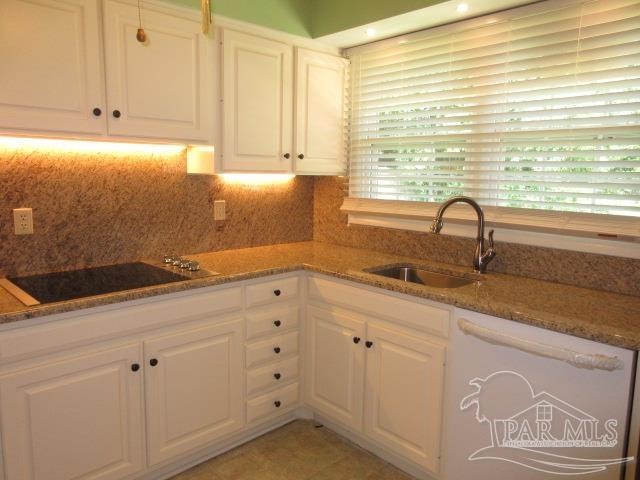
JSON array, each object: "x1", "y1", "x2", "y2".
[
  {"x1": 214, "y1": 200, "x2": 226, "y2": 221},
  {"x1": 13, "y1": 208, "x2": 34, "y2": 235}
]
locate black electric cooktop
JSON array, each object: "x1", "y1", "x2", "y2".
[{"x1": 7, "y1": 262, "x2": 190, "y2": 304}]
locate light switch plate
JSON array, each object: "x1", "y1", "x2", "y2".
[
  {"x1": 13, "y1": 208, "x2": 34, "y2": 235},
  {"x1": 214, "y1": 200, "x2": 226, "y2": 221}
]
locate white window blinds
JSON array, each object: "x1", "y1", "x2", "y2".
[{"x1": 347, "y1": 0, "x2": 640, "y2": 217}]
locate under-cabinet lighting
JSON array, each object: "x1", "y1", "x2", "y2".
[
  {"x1": 0, "y1": 136, "x2": 185, "y2": 155},
  {"x1": 366, "y1": 28, "x2": 377, "y2": 37},
  {"x1": 456, "y1": 3, "x2": 470, "y2": 13},
  {"x1": 220, "y1": 174, "x2": 295, "y2": 186}
]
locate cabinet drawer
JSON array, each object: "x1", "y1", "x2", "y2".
[
  {"x1": 246, "y1": 304, "x2": 298, "y2": 340},
  {"x1": 246, "y1": 277, "x2": 299, "y2": 308},
  {"x1": 247, "y1": 382, "x2": 299, "y2": 424},
  {"x1": 308, "y1": 276, "x2": 450, "y2": 338},
  {"x1": 246, "y1": 331, "x2": 298, "y2": 368},
  {"x1": 247, "y1": 356, "x2": 299, "y2": 396}
]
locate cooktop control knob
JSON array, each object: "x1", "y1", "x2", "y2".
[{"x1": 188, "y1": 261, "x2": 200, "y2": 272}]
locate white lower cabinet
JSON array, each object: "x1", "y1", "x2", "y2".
[
  {"x1": 144, "y1": 318, "x2": 243, "y2": 466},
  {"x1": 306, "y1": 276, "x2": 449, "y2": 474},
  {"x1": 364, "y1": 322, "x2": 445, "y2": 472},
  {"x1": 0, "y1": 343, "x2": 144, "y2": 480},
  {"x1": 305, "y1": 304, "x2": 365, "y2": 431}
]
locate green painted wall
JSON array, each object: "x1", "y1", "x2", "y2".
[
  {"x1": 168, "y1": 0, "x2": 311, "y2": 37},
  {"x1": 310, "y1": 0, "x2": 449, "y2": 37},
  {"x1": 165, "y1": 0, "x2": 451, "y2": 39}
]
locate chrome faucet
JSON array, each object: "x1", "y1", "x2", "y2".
[{"x1": 430, "y1": 196, "x2": 496, "y2": 273}]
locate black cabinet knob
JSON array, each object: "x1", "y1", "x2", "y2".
[
  {"x1": 131, "y1": 363, "x2": 140, "y2": 372},
  {"x1": 92, "y1": 107, "x2": 102, "y2": 117},
  {"x1": 274, "y1": 401, "x2": 281, "y2": 408},
  {"x1": 112, "y1": 109, "x2": 121, "y2": 118},
  {"x1": 365, "y1": 341, "x2": 373, "y2": 348},
  {"x1": 274, "y1": 347, "x2": 281, "y2": 354},
  {"x1": 150, "y1": 358, "x2": 158, "y2": 367},
  {"x1": 274, "y1": 320, "x2": 282, "y2": 327},
  {"x1": 274, "y1": 373, "x2": 281, "y2": 380},
  {"x1": 283, "y1": 153, "x2": 290, "y2": 159},
  {"x1": 298, "y1": 153, "x2": 304, "y2": 159},
  {"x1": 273, "y1": 289, "x2": 281, "y2": 297},
  {"x1": 353, "y1": 336, "x2": 361, "y2": 344}
]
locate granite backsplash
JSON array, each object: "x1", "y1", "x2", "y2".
[
  {"x1": 0, "y1": 144, "x2": 314, "y2": 276},
  {"x1": 313, "y1": 177, "x2": 640, "y2": 297}
]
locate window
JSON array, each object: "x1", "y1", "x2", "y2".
[
  {"x1": 346, "y1": 0, "x2": 640, "y2": 233},
  {"x1": 536, "y1": 404, "x2": 553, "y2": 422}
]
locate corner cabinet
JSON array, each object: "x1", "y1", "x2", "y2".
[
  {"x1": 220, "y1": 29, "x2": 347, "y2": 175},
  {"x1": 0, "y1": 0, "x2": 212, "y2": 143},
  {"x1": 0, "y1": 0, "x2": 106, "y2": 135},
  {"x1": 221, "y1": 29, "x2": 293, "y2": 172}
]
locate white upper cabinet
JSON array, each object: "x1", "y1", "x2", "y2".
[
  {"x1": 0, "y1": 0, "x2": 106, "y2": 135},
  {"x1": 102, "y1": 0, "x2": 212, "y2": 142},
  {"x1": 220, "y1": 29, "x2": 346, "y2": 174},
  {"x1": 294, "y1": 49, "x2": 347, "y2": 175},
  {"x1": 221, "y1": 29, "x2": 293, "y2": 172}
]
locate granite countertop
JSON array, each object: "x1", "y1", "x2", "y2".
[{"x1": 1, "y1": 241, "x2": 639, "y2": 350}]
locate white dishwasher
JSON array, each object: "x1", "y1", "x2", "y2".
[{"x1": 442, "y1": 309, "x2": 636, "y2": 480}]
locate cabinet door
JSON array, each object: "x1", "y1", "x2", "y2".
[
  {"x1": 0, "y1": 343, "x2": 144, "y2": 480},
  {"x1": 222, "y1": 29, "x2": 293, "y2": 172},
  {"x1": 144, "y1": 318, "x2": 243, "y2": 466},
  {"x1": 364, "y1": 322, "x2": 445, "y2": 473},
  {"x1": 294, "y1": 49, "x2": 347, "y2": 175},
  {"x1": 305, "y1": 304, "x2": 365, "y2": 431},
  {"x1": 102, "y1": 0, "x2": 212, "y2": 142},
  {"x1": 0, "y1": 0, "x2": 105, "y2": 135}
]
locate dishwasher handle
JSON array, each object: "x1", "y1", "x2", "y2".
[{"x1": 457, "y1": 318, "x2": 624, "y2": 371}]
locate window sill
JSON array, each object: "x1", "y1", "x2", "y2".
[{"x1": 341, "y1": 198, "x2": 640, "y2": 259}]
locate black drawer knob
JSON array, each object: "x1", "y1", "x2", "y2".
[
  {"x1": 365, "y1": 341, "x2": 373, "y2": 348},
  {"x1": 274, "y1": 320, "x2": 282, "y2": 327},
  {"x1": 150, "y1": 358, "x2": 158, "y2": 367},
  {"x1": 274, "y1": 347, "x2": 281, "y2": 354},
  {"x1": 112, "y1": 109, "x2": 121, "y2": 118},
  {"x1": 274, "y1": 401, "x2": 281, "y2": 408},
  {"x1": 131, "y1": 363, "x2": 140, "y2": 372},
  {"x1": 92, "y1": 107, "x2": 102, "y2": 117},
  {"x1": 283, "y1": 153, "x2": 290, "y2": 159},
  {"x1": 274, "y1": 373, "x2": 281, "y2": 380},
  {"x1": 273, "y1": 289, "x2": 281, "y2": 297},
  {"x1": 298, "y1": 153, "x2": 304, "y2": 159},
  {"x1": 353, "y1": 336, "x2": 361, "y2": 344}
]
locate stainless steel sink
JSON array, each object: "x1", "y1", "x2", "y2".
[{"x1": 368, "y1": 265, "x2": 475, "y2": 288}]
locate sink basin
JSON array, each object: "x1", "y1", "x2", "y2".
[{"x1": 368, "y1": 265, "x2": 475, "y2": 288}]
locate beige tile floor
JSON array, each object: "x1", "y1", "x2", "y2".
[{"x1": 170, "y1": 420, "x2": 417, "y2": 480}]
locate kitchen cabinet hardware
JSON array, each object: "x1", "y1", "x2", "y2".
[
  {"x1": 298, "y1": 153, "x2": 304, "y2": 159},
  {"x1": 150, "y1": 358, "x2": 158, "y2": 367},
  {"x1": 274, "y1": 373, "x2": 281, "y2": 380},
  {"x1": 365, "y1": 341, "x2": 373, "y2": 349},
  {"x1": 274, "y1": 347, "x2": 281, "y2": 354},
  {"x1": 274, "y1": 401, "x2": 281, "y2": 408},
  {"x1": 353, "y1": 337, "x2": 361, "y2": 344},
  {"x1": 274, "y1": 320, "x2": 282, "y2": 327},
  {"x1": 92, "y1": 107, "x2": 102, "y2": 117},
  {"x1": 283, "y1": 153, "x2": 291, "y2": 159},
  {"x1": 273, "y1": 289, "x2": 281, "y2": 297},
  {"x1": 112, "y1": 109, "x2": 121, "y2": 118},
  {"x1": 131, "y1": 363, "x2": 140, "y2": 372}
]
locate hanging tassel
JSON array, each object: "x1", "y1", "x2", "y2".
[
  {"x1": 201, "y1": 0, "x2": 212, "y2": 34},
  {"x1": 136, "y1": 0, "x2": 146, "y2": 43}
]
